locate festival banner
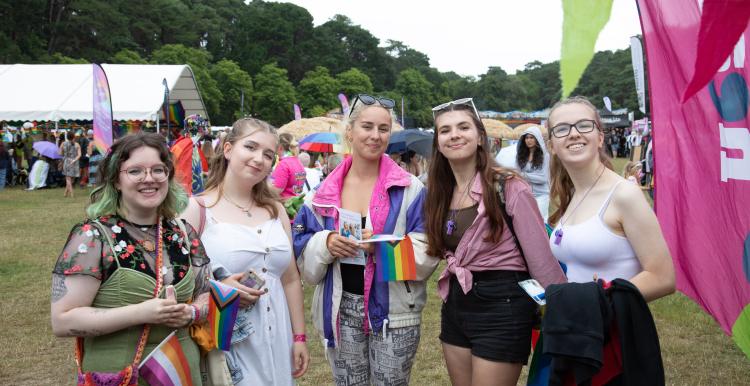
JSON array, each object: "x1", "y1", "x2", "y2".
[
  {"x1": 92, "y1": 64, "x2": 113, "y2": 154},
  {"x1": 630, "y1": 36, "x2": 647, "y2": 114},
  {"x1": 560, "y1": 0, "x2": 613, "y2": 98},
  {"x1": 637, "y1": 0, "x2": 750, "y2": 357},
  {"x1": 294, "y1": 104, "x2": 302, "y2": 121},
  {"x1": 338, "y1": 93, "x2": 350, "y2": 116}
]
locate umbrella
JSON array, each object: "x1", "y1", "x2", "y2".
[
  {"x1": 33, "y1": 141, "x2": 62, "y2": 159},
  {"x1": 482, "y1": 119, "x2": 515, "y2": 139},
  {"x1": 387, "y1": 130, "x2": 433, "y2": 157},
  {"x1": 299, "y1": 132, "x2": 342, "y2": 153}
]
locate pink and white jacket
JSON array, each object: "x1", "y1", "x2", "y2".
[{"x1": 292, "y1": 155, "x2": 439, "y2": 348}]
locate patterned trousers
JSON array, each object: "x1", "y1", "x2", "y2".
[{"x1": 328, "y1": 292, "x2": 421, "y2": 386}]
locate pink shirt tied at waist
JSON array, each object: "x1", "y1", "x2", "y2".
[{"x1": 437, "y1": 174, "x2": 567, "y2": 301}]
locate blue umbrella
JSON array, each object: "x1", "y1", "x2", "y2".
[
  {"x1": 298, "y1": 132, "x2": 340, "y2": 145},
  {"x1": 32, "y1": 141, "x2": 62, "y2": 159},
  {"x1": 387, "y1": 130, "x2": 433, "y2": 157}
]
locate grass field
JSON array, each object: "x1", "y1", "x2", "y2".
[{"x1": 0, "y1": 158, "x2": 748, "y2": 385}]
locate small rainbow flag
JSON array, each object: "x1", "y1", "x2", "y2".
[
  {"x1": 139, "y1": 331, "x2": 193, "y2": 386},
  {"x1": 374, "y1": 235, "x2": 416, "y2": 282},
  {"x1": 208, "y1": 279, "x2": 240, "y2": 351}
]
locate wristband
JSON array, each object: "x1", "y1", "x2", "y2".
[
  {"x1": 190, "y1": 304, "x2": 198, "y2": 323},
  {"x1": 293, "y1": 334, "x2": 306, "y2": 343}
]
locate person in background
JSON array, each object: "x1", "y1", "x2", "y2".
[
  {"x1": 426, "y1": 98, "x2": 565, "y2": 386},
  {"x1": 622, "y1": 161, "x2": 643, "y2": 186},
  {"x1": 87, "y1": 131, "x2": 103, "y2": 187},
  {"x1": 51, "y1": 133, "x2": 211, "y2": 385},
  {"x1": 60, "y1": 131, "x2": 81, "y2": 197},
  {"x1": 78, "y1": 130, "x2": 91, "y2": 187},
  {"x1": 181, "y1": 118, "x2": 309, "y2": 385},
  {"x1": 293, "y1": 94, "x2": 439, "y2": 385},
  {"x1": 23, "y1": 130, "x2": 34, "y2": 171},
  {"x1": 547, "y1": 96, "x2": 674, "y2": 300},
  {"x1": 297, "y1": 152, "x2": 322, "y2": 194},
  {"x1": 514, "y1": 126, "x2": 550, "y2": 221},
  {"x1": 322, "y1": 153, "x2": 343, "y2": 179},
  {"x1": 0, "y1": 141, "x2": 10, "y2": 190},
  {"x1": 270, "y1": 133, "x2": 306, "y2": 201}
]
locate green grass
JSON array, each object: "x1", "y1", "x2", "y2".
[{"x1": 0, "y1": 162, "x2": 747, "y2": 385}]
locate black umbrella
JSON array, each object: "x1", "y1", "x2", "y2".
[{"x1": 387, "y1": 130, "x2": 433, "y2": 157}]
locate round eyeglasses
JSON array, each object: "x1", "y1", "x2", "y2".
[{"x1": 120, "y1": 166, "x2": 169, "y2": 183}]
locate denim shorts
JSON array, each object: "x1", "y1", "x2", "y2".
[{"x1": 439, "y1": 270, "x2": 537, "y2": 364}]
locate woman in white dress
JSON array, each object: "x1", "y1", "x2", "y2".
[{"x1": 181, "y1": 118, "x2": 309, "y2": 385}]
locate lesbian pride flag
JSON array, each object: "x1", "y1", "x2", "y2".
[
  {"x1": 374, "y1": 235, "x2": 416, "y2": 282},
  {"x1": 139, "y1": 331, "x2": 193, "y2": 386},
  {"x1": 208, "y1": 280, "x2": 240, "y2": 351}
]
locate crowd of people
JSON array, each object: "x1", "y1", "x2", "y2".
[
  {"x1": 0, "y1": 127, "x2": 102, "y2": 192},
  {"x1": 47, "y1": 94, "x2": 674, "y2": 385}
]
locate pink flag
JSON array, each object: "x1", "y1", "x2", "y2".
[
  {"x1": 338, "y1": 93, "x2": 350, "y2": 116},
  {"x1": 294, "y1": 104, "x2": 302, "y2": 121},
  {"x1": 92, "y1": 64, "x2": 113, "y2": 154},
  {"x1": 681, "y1": 0, "x2": 750, "y2": 101},
  {"x1": 638, "y1": 0, "x2": 750, "y2": 357}
]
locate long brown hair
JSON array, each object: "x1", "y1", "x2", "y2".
[
  {"x1": 547, "y1": 96, "x2": 613, "y2": 225},
  {"x1": 424, "y1": 104, "x2": 514, "y2": 257},
  {"x1": 201, "y1": 118, "x2": 280, "y2": 218}
]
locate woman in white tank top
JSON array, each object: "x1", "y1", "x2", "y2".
[
  {"x1": 181, "y1": 118, "x2": 309, "y2": 384},
  {"x1": 546, "y1": 96, "x2": 674, "y2": 302}
]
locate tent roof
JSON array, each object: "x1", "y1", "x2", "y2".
[{"x1": 0, "y1": 64, "x2": 207, "y2": 122}]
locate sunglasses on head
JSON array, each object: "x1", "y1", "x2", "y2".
[
  {"x1": 432, "y1": 98, "x2": 481, "y2": 120},
  {"x1": 349, "y1": 94, "x2": 396, "y2": 117}
]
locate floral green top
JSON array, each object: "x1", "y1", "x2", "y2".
[{"x1": 53, "y1": 215, "x2": 211, "y2": 296}]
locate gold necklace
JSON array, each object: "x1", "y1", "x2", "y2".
[{"x1": 223, "y1": 194, "x2": 253, "y2": 218}]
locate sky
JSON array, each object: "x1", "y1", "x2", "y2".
[{"x1": 280, "y1": 0, "x2": 643, "y2": 77}]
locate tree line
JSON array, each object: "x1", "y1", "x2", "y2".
[{"x1": 0, "y1": 0, "x2": 644, "y2": 127}]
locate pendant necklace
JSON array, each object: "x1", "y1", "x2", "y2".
[
  {"x1": 126, "y1": 219, "x2": 157, "y2": 252},
  {"x1": 224, "y1": 193, "x2": 253, "y2": 218},
  {"x1": 554, "y1": 165, "x2": 606, "y2": 246},
  {"x1": 446, "y1": 177, "x2": 474, "y2": 236}
]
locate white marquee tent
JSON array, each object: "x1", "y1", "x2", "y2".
[{"x1": 0, "y1": 64, "x2": 208, "y2": 122}]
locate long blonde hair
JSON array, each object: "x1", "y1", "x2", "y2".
[
  {"x1": 201, "y1": 118, "x2": 280, "y2": 218},
  {"x1": 548, "y1": 96, "x2": 613, "y2": 225}
]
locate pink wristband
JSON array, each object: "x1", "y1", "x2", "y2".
[
  {"x1": 293, "y1": 334, "x2": 306, "y2": 343},
  {"x1": 191, "y1": 304, "x2": 200, "y2": 322}
]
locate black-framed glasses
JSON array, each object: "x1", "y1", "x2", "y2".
[
  {"x1": 432, "y1": 98, "x2": 480, "y2": 120},
  {"x1": 550, "y1": 119, "x2": 598, "y2": 138},
  {"x1": 349, "y1": 94, "x2": 396, "y2": 117},
  {"x1": 120, "y1": 165, "x2": 169, "y2": 183}
]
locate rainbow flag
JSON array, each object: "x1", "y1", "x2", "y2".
[
  {"x1": 139, "y1": 331, "x2": 193, "y2": 386},
  {"x1": 92, "y1": 64, "x2": 113, "y2": 154},
  {"x1": 163, "y1": 101, "x2": 185, "y2": 126},
  {"x1": 208, "y1": 279, "x2": 240, "y2": 351},
  {"x1": 374, "y1": 235, "x2": 416, "y2": 282}
]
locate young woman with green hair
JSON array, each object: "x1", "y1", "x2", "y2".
[{"x1": 51, "y1": 132, "x2": 212, "y2": 385}]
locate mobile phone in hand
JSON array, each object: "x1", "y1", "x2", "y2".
[{"x1": 240, "y1": 269, "x2": 265, "y2": 290}]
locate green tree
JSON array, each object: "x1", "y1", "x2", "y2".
[
  {"x1": 395, "y1": 69, "x2": 434, "y2": 127},
  {"x1": 227, "y1": 1, "x2": 316, "y2": 82},
  {"x1": 298, "y1": 66, "x2": 341, "y2": 117},
  {"x1": 518, "y1": 60, "x2": 561, "y2": 109},
  {"x1": 210, "y1": 59, "x2": 253, "y2": 125},
  {"x1": 111, "y1": 49, "x2": 148, "y2": 64},
  {"x1": 49, "y1": 53, "x2": 89, "y2": 64},
  {"x1": 336, "y1": 68, "x2": 373, "y2": 99},
  {"x1": 253, "y1": 63, "x2": 296, "y2": 126},
  {"x1": 151, "y1": 44, "x2": 222, "y2": 121},
  {"x1": 0, "y1": 0, "x2": 47, "y2": 62}
]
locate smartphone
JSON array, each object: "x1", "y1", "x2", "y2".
[{"x1": 240, "y1": 269, "x2": 266, "y2": 290}]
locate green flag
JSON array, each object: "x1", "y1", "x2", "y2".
[{"x1": 560, "y1": 0, "x2": 613, "y2": 98}]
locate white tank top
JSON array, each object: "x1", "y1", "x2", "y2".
[{"x1": 550, "y1": 180, "x2": 642, "y2": 283}]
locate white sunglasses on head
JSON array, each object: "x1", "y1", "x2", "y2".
[{"x1": 432, "y1": 98, "x2": 481, "y2": 120}]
